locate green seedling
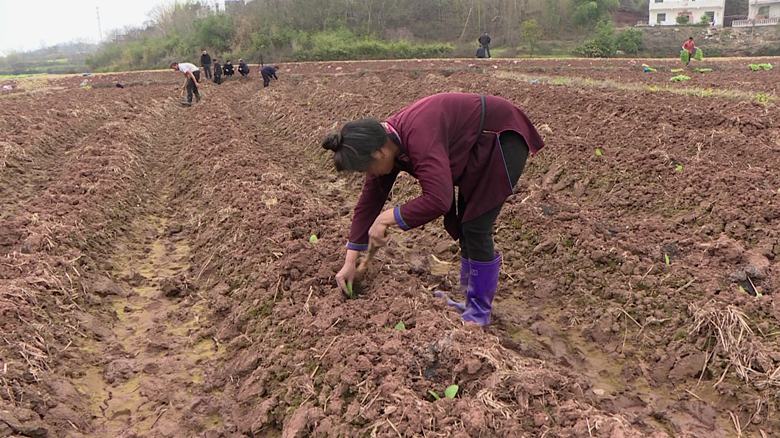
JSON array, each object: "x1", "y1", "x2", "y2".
[
  {"x1": 749, "y1": 63, "x2": 773, "y2": 71},
  {"x1": 675, "y1": 165, "x2": 683, "y2": 172},
  {"x1": 445, "y1": 385, "x2": 459, "y2": 399},
  {"x1": 428, "y1": 390, "x2": 441, "y2": 400},
  {"x1": 665, "y1": 253, "x2": 670, "y2": 265},
  {"x1": 394, "y1": 322, "x2": 405, "y2": 330},
  {"x1": 756, "y1": 93, "x2": 769, "y2": 105},
  {"x1": 595, "y1": 149, "x2": 602, "y2": 156},
  {"x1": 347, "y1": 283, "x2": 354, "y2": 299},
  {"x1": 694, "y1": 68, "x2": 713, "y2": 73},
  {"x1": 669, "y1": 75, "x2": 691, "y2": 82},
  {"x1": 309, "y1": 234, "x2": 318, "y2": 243},
  {"x1": 694, "y1": 49, "x2": 703, "y2": 61},
  {"x1": 671, "y1": 68, "x2": 684, "y2": 73},
  {"x1": 739, "y1": 285, "x2": 746, "y2": 293}
]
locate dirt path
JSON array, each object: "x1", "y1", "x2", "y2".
[{"x1": 63, "y1": 99, "x2": 222, "y2": 437}]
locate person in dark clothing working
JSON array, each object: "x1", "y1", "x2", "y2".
[
  {"x1": 238, "y1": 58, "x2": 250, "y2": 76},
  {"x1": 223, "y1": 60, "x2": 235, "y2": 77},
  {"x1": 478, "y1": 32, "x2": 491, "y2": 58},
  {"x1": 322, "y1": 93, "x2": 544, "y2": 326},
  {"x1": 261, "y1": 65, "x2": 278, "y2": 87},
  {"x1": 170, "y1": 61, "x2": 201, "y2": 106},
  {"x1": 476, "y1": 45, "x2": 486, "y2": 59},
  {"x1": 201, "y1": 50, "x2": 212, "y2": 80},
  {"x1": 212, "y1": 59, "x2": 222, "y2": 84}
]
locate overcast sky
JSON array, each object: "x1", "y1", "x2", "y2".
[{"x1": 0, "y1": 0, "x2": 223, "y2": 54}]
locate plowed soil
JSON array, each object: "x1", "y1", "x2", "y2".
[{"x1": 1, "y1": 58, "x2": 778, "y2": 438}]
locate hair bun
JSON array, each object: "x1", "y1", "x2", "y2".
[{"x1": 321, "y1": 133, "x2": 342, "y2": 152}]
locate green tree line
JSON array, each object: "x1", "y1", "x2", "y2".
[{"x1": 82, "y1": 0, "x2": 648, "y2": 71}]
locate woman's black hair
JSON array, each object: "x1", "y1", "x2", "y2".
[{"x1": 321, "y1": 119, "x2": 388, "y2": 172}]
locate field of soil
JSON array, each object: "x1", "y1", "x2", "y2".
[{"x1": 1, "y1": 56, "x2": 779, "y2": 438}]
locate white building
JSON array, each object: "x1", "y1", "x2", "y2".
[
  {"x1": 648, "y1": 0, "x2": 726, "y2": 26},
  {"x1": 732, "y1": 0, "x2": 780, "y2": 26},
  {"x1": 748, "y1": 0, "x2": 780, "y2": 19}
]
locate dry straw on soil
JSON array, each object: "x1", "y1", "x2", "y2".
[{"x1": 689, "y1": 301, "x2": 780, "y2": 389}]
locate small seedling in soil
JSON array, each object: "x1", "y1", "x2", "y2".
[
  {"x1": 665, "y1": 253, "x2": 670, "y2": 265},
  {"x1": 347, "y1": 283, "x2": 354, "y2": 299},
  {"x1": 445, "y1": 385, "x2": 459, "y2": 399},
  {"x1": 669, "y1": 75, "x2": 691, "y2": 82},
  {"x1": 595, "y1": 149, "x2": 602, "y2": 156},
  {"x1": 394, "y1": 322, "x2": 405, "y2": 330},
  {"x1": 428, "y1": 390, "x2": 441, "y2": 400},
  {"x1": 309, "y1": 234, "x2": 318, "y2": 243},
  {"x1": 675, "y1": 165, "x2": 683, "y2": 172}
]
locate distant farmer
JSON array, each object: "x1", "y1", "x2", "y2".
[
  {"x1": 201, "y1": 50, "x2": 212, "y2": 80},
  {"x1": 223, "y1": 60, "x2": 235, "y2": 77},
  {"x1": 478, "y1": 32, "x2": 491, "y2": 58},
  {"x1": 476, "y1": 44, "x2": 486, "y2": 59},
  {"x1": 261, "y1": 65, "x2": 279, "y2": 87},
  {"x1": 238, "y1": 58, "x2": 250, "y2": 76},
  {"x1": 170, "y1": 61, "x2": 201, "y2": 106},
  {"x1": 322, "y1": 93, "x2": 544, "y2": 326},
  {"x1": 682, "y1": 37, "x2": 696, "y2": 66},
  {"x1": 213, "y1": 58, "x2": 222, "y2": 85}
]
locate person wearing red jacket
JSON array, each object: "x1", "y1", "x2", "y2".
[
  {"x1": 322, "y1": 93, "x2": 544, "y2": 326},
  {"x1": 682, "y1": 37, "x2": 696, "y2": 66}
]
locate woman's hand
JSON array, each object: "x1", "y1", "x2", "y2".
[
  {"x1": 335, "y1": 249, "x2": 360, "y2": 296},
  {"x1": 368, "y1": 209, "x2": 396, "y2": 247},
  {"x1": 368, "y1": 222, "x2": 389, "y2": 247},
  {"x1": 335, "y1": 262, "x2": 356, "y2": 296}
]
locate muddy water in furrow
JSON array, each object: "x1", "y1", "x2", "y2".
[{"x1": 67, "y1": 99, "x2": 222, "y2": 436}]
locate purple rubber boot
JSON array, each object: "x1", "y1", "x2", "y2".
[
  {"x1": 462, "y1": 254, "x2": 501, "y2": 326},
  {"x1": 434, "y1": 258, "x2": 469, "y2": 313}
]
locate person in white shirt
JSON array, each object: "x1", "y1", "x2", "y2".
[{"x1": 170, "y1": 62, "x2": 202, "y2": 106}]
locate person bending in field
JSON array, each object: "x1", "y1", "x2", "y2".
[
  {"x1": 213, "y1": 59, "x2": 223, "y2": 84},
  {"x1": 238, "y1": 58, "x2": 250, "y2": 76},
  {"x1": 170, "y1": 61, "x2": 201, "y2": 106},
  {"x1": 476, "y1": 44, "x2": 486, "y2": 59},
  {"x1": 223, "y1": 60, "x2": 235, "y2": 77},
  {"x1": 261, "y1": 65, "x2": 279, "y2": 87},
  {"x1": 322, "y1": 93, "x2": 544, "y2": 326},
  {"x1": 682, "y1": 37, "x2": 696, "y2": 66}
]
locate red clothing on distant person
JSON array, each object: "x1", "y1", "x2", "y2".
[
  {"x1": 347, "y1": 93, "x2": 544, "y2": 250},
  {"x1": 683, "y1": 40, "x2": 696, "y2": 52}
]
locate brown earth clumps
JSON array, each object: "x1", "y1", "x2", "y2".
[{"x1": 1, "y1": 57, "x2": 778, "y2": 437}]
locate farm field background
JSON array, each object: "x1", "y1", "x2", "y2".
[{"x1": 1, "y1": 56, "x2": 779, "y2": 438}]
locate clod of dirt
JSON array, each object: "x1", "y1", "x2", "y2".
[
  {"x1": 0, "y1": 406, "x2": 49, "y2": 438},
  {"x1": 161, "y1": 274, "x2": 191, "y2": 297},
  {"x1": 669, "y1": 352, "x2": 707, "y2": 381},
  {"x1": 123, "y1": 271, "x2": 149, "y2": 287},
  {"x1": 165, "y1": 222, "x2": 183, "y2": 236},
  {"x1": 103, "y1": 358, "x2": 139, "y2": 384},
  {"x1": 89, "y1": 276, "x2": 128, "y2": 298}
]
